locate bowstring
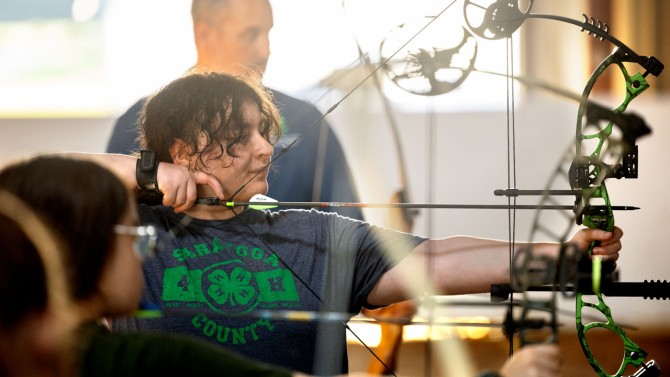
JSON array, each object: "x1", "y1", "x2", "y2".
[
  {"x1": 505, "y1": 17, "x2": 518, "y2": 359},
  {"x1": 339, "y1": 1, "x2": 423, "y2": 374}
]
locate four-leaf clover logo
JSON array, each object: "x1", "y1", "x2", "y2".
[{"x1": 207, "y1": 266, "x2": 257, "y2": 307}]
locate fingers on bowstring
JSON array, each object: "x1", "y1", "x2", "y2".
[
  {"x1": 163, "y1": 183, "x2": 190, "y2": 213},
  {"x1": 160, "y1": 169, "x2": 197, "y2": 213},
  {"x1": 176, "y1": 180, "x2": 199, "y2": 213}
]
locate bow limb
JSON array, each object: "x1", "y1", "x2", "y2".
[
  {"x1": 571, "y1": 45, "x2": 660, "y2": 377},
  {"x1": 339, "y1": 0, "x2": 417, "y2": 234},
  {"x1": 509, "y1": 27, "x2": 661, "y2": 377},
  {"x1": 338, "y1": 1, "x2": 419, "y2": 375}
]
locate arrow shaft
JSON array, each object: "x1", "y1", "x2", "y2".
[{"x1": 223, "y1": 201, "x2": 636, "y2": 211}]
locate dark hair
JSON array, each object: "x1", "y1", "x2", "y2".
[
  {"x1": 139, "y1": 72, "x2": 281, "y2": 169},
  {"x1": 0, "y1": 156, "x2": 130, "y2": 302},
  {"x1": 0, "y1": 206, "x2": 48, "y2": 330}
]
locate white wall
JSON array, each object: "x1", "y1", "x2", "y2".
[{"x1": 0, "y1": 117, "x2": 115, "y2": 162}]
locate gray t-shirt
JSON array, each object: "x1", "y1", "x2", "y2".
[{"x1": 113, "y1": 206, "x2": 425, "y2": 375}]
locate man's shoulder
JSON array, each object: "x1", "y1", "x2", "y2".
[
  {"x1": 112, "y1": 97, "x2": 148, "y2": 130},
  {"x1": 107, "y1": 97, "x2": 149, "y2": 154},
  {"x1": 121, "y1": 97, "x2": 148, "y2": 118},
  {"x1": 269, "y1": 88, "x2": 321, "y2": 115},
  {"x1": 268, "y1": 88, "x2": 309, "y2": 105}
]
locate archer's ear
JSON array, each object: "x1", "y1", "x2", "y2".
[
  {"x1": 169, "y1": 139, "x2": 194, "y2": 168},
  {"x1": 193, "y1": 21, "x2": 212, "y2": 55}
]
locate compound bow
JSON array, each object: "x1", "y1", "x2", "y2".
[{"x1": 460, "y1": 1, "x2": 667, "y2": 376}]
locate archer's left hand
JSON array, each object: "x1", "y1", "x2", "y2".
[{"x1": 568, "y1": 226, "x2": 623, "y2": 265}]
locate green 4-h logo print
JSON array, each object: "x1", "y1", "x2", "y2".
[{"x1": 203, "y1": 261, "x2": 258, "y2": 314}]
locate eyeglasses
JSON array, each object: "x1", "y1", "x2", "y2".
[{"x1": 114, "y1": 224, "x2": 158, "y2": 259}]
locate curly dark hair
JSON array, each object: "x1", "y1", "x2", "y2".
[{"x1": 139, "y1": 72, "x2": 281, "y2": 170}]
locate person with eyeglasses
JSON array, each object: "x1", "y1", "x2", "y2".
[
  {"x1": 0, "y1": 156, "x2": 377, "y2": 377},
  {"x1": 43, "y1": 72, "x2": 622, "y2": 377},
  {"x1": 113, "y1": 223, "x2": 158, "y2": 260}
]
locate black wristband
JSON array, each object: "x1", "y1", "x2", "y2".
[{"x1": 136, "y1": 150, "x2": 161, "y2": 194}]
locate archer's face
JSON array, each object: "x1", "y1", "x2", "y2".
[
  {"x1": 199, "y1": 100, "x2": 274, "y2": 202},
  {"x1": 198, "y1": 0, "x2": 273, "y2": 76}
]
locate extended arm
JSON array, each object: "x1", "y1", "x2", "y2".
[{"x1": 368, "y1": 227, "x2": 622, "y2": 306}]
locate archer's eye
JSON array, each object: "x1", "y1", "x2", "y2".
[{"x1": 242, "y1": 29, "x2": 260, "y2": 45}]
